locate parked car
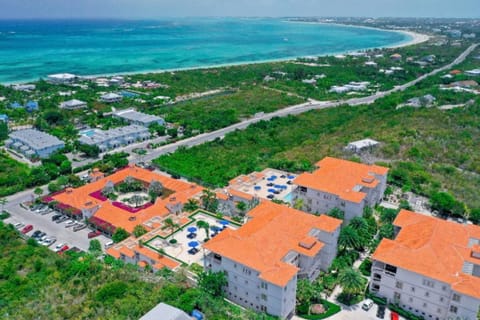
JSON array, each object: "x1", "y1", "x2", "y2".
[
  {"x1": 57, "y1": 245, "x2": 69, "y2": 254},
  {"x1": 34, "y1": 205, "x2": 49, "y2": 214},
  {"x1": 34, "y1": 232, "x2": 46, "y2": 240},
  {"x1": 362, "y1": 299, "x2": 374, "y2": 311},
  {"x1": 73, "y1": 224, "x2": 87, "y2": 232},
  {"x1": 40, "y1": 208, "x2": 53, "y2": 215},
  {"x1": 390, "y1": 311, "x2": 399, "y2": 320},
  {"x1": 41, "y1": 237, "x2": 56, "y2": 247},
  {"x1": 104, "y1": 241, "x2": 114, "y2": 249},
  {"x1": 56, "y1": 216, "x2": 69, "y2": 224},
  {"x1": 54, "y1": 242, "x2": 67, "y2": 252},
  {"x1": 21, "y1": 225, "x2": 33, "y2": 234},
  {"x1": 13, "y1": 222, "x2": 25, "y2": 229},
  {"x1": 52, "y1": 214, "x2": 62, "y2": 221},
  {"x1": 88, "y1": 230, "x2": 102, "y2": 239},
  {"x1": 64, "y1": 220, "x2": 76, "y2": 228},
  {"x1": 376, "y1": 305, "x2": 386, "y2": 319}
]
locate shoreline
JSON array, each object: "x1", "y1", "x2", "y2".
[{"x1": 1, "y1": 22, "x2": 430, "y2": 85}]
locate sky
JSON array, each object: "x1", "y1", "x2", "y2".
[{"x1": 0, "y1": 0, "x2": 479, "y2": 19}]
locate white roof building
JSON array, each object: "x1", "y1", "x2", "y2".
[
  {"x1": 466, "y1": 69, "x2": 480, "y2": 76},
  {"x1": 47, "y1": 73, "x2": 77, "y2": 84},
  {"x1": 113, "y1": 109, "x2": 165, "y2": 127},
  {"x1": 60, "y1": 99, "x2": 87, "y2": 110},
  {"x1": 140, "y1": 303, "x2": 191, "y2": 320},
  {"x1": 346, "y1": 138, "x2": 380, "y2": 153},
  {"x1": 100, "y1": 93, "x2": 123, "y2": 103}
]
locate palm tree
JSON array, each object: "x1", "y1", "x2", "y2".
[
  {"x1": 338, "y1": 226, "x2": 361, "y2": 251},
  {"x1": 293, "y1": 198, "x2": 304, "y2": 210},
  {"x1": 200, "y1": 189, "x2": 218, "y2": 212},
  {"x1": 338, "y1": 268, "x2": 365, "y2": 302},
  {"x1": 184, "y1": 199, "x2": 199, "y2": 212},
  {"x1": 196, "y1": 220, "x2": 210, "y2": 239},
  {"x1": 163, "y1": 218, "x2": 179, "y2": 240}
]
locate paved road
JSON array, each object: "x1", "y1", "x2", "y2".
[{"x1": 136, "y1": 43, "x2": 478, "y2": 163}]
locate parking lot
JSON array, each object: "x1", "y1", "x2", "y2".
[{"x1": 4, "y1": 203, "x2": 111, "y2": 252}]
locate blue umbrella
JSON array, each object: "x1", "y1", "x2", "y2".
[
  {"x1": 188, "y1": 241, "x2": 199, "y2": 248},
  {"x1": 274, "y1": 184, "x2": 282, "y2": 188},
  {"x1": 219, "y1": 220, "x2": 229, "y2": 226},
  {"x1": 254, "y1": 186, "x2": 261, "y2": 191},
  {"x1": 281, "y1": 185, "x2": 288, "y2": 189},
  {"x1": 288, "y1": 175, "x2": 295, "y2": 179},
  {"x1": 187, "y1": 226, "x2": 197, "y2": 233},
  {"x1": 268, "y1": 188, "x2": 276, "y2": 193},
  {"x1": 210, "y1": 225, "x2": 221, "y2": 232},
  {"x1": 271, "y1": 175, "x2": 278, "y2": 180}
]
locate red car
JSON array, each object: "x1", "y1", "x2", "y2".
[
  {"x1": 390, "y1": 312, "x2": 399, "y2": 320},
  {"x1": 21, "y1": 225, "x2": 33, "y2": 234},
  {"x1": 88, "y1": 230, "x2": 101, "y2": 239},
  {"x1": 57, "y1": 245, "x2": 69, "y2": 254}
]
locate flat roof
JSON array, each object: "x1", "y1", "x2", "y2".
[
  {"x1": 78, "y1": 124, "x2": 149, "y2": 145},
  {"x1": 294, "y1": 157, "x2": 388, "y2": 203},
  {"x1": 373, "y1": 210, "x2": 480, "y2": 299},
  {"x1": 347, "y1": 138, "x2": 380, "y2": 149},
  {"x1": 204, "y1": 201, "x2": 342, "y2": 287},
  {"x1": 9, "y1": 129, "x2": 64, "y2": 150},
  {"x1": 114, "y1": 109, "x2": 164, "y2": 124},
  {"x1": 140, "y1": 302, "x2": 191, "y2": 320}
]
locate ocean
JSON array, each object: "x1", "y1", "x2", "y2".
[{"x1": 0, "y1": 18, "x2": 410, "y2": 83}]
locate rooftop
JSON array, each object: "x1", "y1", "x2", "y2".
[
  {"x1": 114, "y1": 109, "x2": 165, "y2": 125},
  {"x1": 9, "y1": 129, "x2": 64, "y2": 150},
  {"x1": 203, "y1": 201, "x2": 342, "y2": 287},
  {"x1": 53, "y1": 165, "x2": 203, "y2": 233},
  {"x1": 372, "y1": 210, "x2": 480, "y2": 299},
  {"x1": 78, "y1": 124, "x2": 149, "y2": 146},
  {"x1": 294, "y1": 157, "x2": 388, "y2": 203}
]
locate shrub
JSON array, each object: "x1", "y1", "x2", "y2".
[
  {"x1": 169, "y1": 239, "x2": 177, "y2": 244},
  {"x1": 359, "y1": 259, "x2": 372, "y2": 276},
  {"x1": 389, "y1": 304, "x2": 424, "y2": 320}
]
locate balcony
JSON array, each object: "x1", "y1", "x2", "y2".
[{"x1": 373, "y1": 273, "x2": 382, "y2": 282}]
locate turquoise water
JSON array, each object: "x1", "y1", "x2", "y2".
[
  {"x1": 0, "y1": 18, "x2": 410, "y2": 83},
  {"x1": 283, "y1": 192, "x2": 293, "y2": 204},
  {"x1": 80, "y1": 129, "x2": 96, "y2": 137}
]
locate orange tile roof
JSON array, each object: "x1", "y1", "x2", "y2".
[
  {"x1": 293, "y1": 157, "x2": 388, "y2": 203},
  {"x1": 52, "y1": 166, "x2": 203, "y2": 233},
  {"x1": 372, "y1": 210, "x2": 480, "y2": 299},
  {"x1": 204, "y1": 201, "x2": 342, "y2": 287}
]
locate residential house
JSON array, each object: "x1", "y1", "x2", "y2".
[
  {"x1": 140, "y1": 302, "x2": 192, "y2": 320},
  {"x1": 345, "y1": 138, "x2": 380, "y2": 153},
  {"x1": 60, "y1": 99, "x2": 87, "y2": 110},
  {"x1": 112, "y1": 109, "x2": 165, "y2": 127},
  {"x1": 203, "y1": 201, "x2": 342, "y2": 319},
  {"x1": 47, "y1": 73, "x2": 77, "y2": 84},
  {"x1": 465, "y1": 69, "x2": 480, "y2": 77},
  {"x1": 370, "y1": 210, "x2": 480, "y2": 320},
  {"x1": 293, "y1": 157, "x2": 388, "y2": 221},
  {"x1": 6, "y1": 129, "x2": 65, "y2": 159},
  {"x1": 25, "y1": 101, "x2": 39, "y2": 112},
  {"x1": 100, "y1": 93, "x2": 123, "y2": 103},
  {"x1": 12, "y1": 84, "x2": 36, "y2": 91}
]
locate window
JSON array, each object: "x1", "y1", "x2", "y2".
[
  {"x1": 450, "y1": 305, "x2": 458, "y2": 314},
  {"x1": 452, "y1": 294, "x2": 461, "y2": 302},
  {"x1": 422, "y1": 279, "x2": 434, "y2": 288},
  {"x1": 411, "y1": 287, "x2": 415, "y2": 292},
  {"x1": 440, "y1": 297, "x2": 444, "y2": 302},
  {"x1": 385, "y1": 264, "x2": 397, "y2": 274},
  {"x1": 396, "y1": 281, "x2": 403, "y2": 289},
  {"x1": 442, "y1": 285, "x2": 447, "y2": 291},
  {"x1": 260, "y1": 282, "x2": 268, "y2": 290},
  {"x1": 394, "y1": 292, "x2": 401, "y2": 301},
  {"x1": 425, "y1": 292, "x2": 430, "y2": 297},
  {"x1": 261, "y1": 294, "x2": 267, "y2": 301},
  {"x1": 437, "y1": 308, "x2": 442, "y2": 314}
]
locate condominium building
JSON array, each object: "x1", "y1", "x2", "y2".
[
  {"x1": 78, "y1": 124, "x2": 150, "y2": 152},
  {"x1": 6, "y1": 129, "x2": 65, "y2": 159},
  {"x1": 370, "y1": 210, "x2": 480, "y2": 320},
  {"x1": 292, "y1": 157, "x2": 388, "y2": 221},
  {"x1": 203, "y1": 201, "x2": 342, "y2": 319},
  {"x1": 113, "y1": 108, "x2": 165, "y2": 127}
]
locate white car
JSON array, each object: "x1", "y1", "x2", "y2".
[
  {"x1": 54, "y1": 242, "x2": 67, "y2": 252},
  {"x1": 362, "y1": 299, "x2": 374, "y2": 311},
  {"x1": 64, "y1": 220, "x2": 76, "y2": 228},
  {"x1": 41, "y1": 238, "x2": 57, "y2": 247},
  {"x1": 13, "y1": 222, "x2": 25, "y2": 229},
  {"x1": 104, "y1": 241, "x2": 114, "y2": 249}
]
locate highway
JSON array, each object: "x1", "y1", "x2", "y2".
[{"x1": 136, "y1": 43, "x2": 478, "y2": 163}]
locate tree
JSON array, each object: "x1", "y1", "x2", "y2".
[
  {"x1": 197, "y1": 220, "x2": 210, "y2": 239},
  {"x1": 184, "y1": 199, "x2": 199, "y2": 212},
  {"x1": 338, "y1": 226, "x2": 361, "y2": 251},
  {"x1": 34, "y1": 187, "x2": 44, "y2": 198},
  {"x1": 296, "y1": 278, "x2": 316, "y2": 306},
  {"x1": 430, "y1": 191, "x2": 458, "y2": 216},
  {"x1": 112, "y1": 228, "x2": 129, "y2": 243},
  {"x1": 130, "y1": 194, "x2": 144, "y2": 208},
  {"x1": 133, "y1": 225, "x2": 147, "y2": 238},
  {"x1": 148, "y1": 180, "x2": 163, "y2": 195},
  {"x1": 0, "y1": 122, "x2": 8, "y2": 141},
  {"x1": 196, "y1": 270, "x2": 227, "y2": 297},
  {"x1": 201, "y1": 189, "x2": 218, "y2": 212},
  {"x1": 470, "y1": 208, "x2": 480, "y2": 225},
  {"x1": 378, "y1": 224, "x2": 395, "y2": 240},
  {"x1": 78, "y1": 143, "x2": 100, "y2": 158},
  {"x1": 338, "y1": 268, "x2": 365, "y2": 302},
  {"x1": 328, "y1": 207, "x2": 344, "y2": 220},
  {"x1": 163, "y1": 218, "x2": 179, "y2": 240},
  {"x1": 236, "y1": 201, "x2": 247, "y2": 215},
  {"x1": 293, "y1": 198, "x2": 304, "y2": 210},
  {"x1": 89, "y1": 239, "x2": 102, "y2": 253}
]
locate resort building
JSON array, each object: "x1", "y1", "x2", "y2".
[
  {"x1": 292, "y1": 157, "x2": 388, "y2": 221},
  {"x1": 60, "y1": 99, "x2": 87, "y2": 110},
  {"x1": 370, "y1": 210, "x2": 480, "y2": 320},
  {"x1": 113, "y1": 108, "x2": 165, "y2": 127},
  {"x1": 203, "y1": 201, "x2": 342, "y2": 319},
  {"x1": 78, "y1": 124, "x2": 151, "y2": 152},
  {"x1": 6, "y1": 129, "x2": 65, "y2": 159},
  {"x1": 47, "y1": 73, "x2": 77, "y2": 84},
  {"x1": 100, "y1": 93, "x2": 123, "y2": 103}
]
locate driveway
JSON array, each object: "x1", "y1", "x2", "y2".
[
  {"x1": 4, "y1": 204, "x2": 111, "y2": 252},
  {"x1": 293, "y1": 301, "x2": 400, "y2": 320}
]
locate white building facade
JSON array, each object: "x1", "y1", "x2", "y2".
[{"x1": 371, "y1": 210, "x2": 480, "y2": 320}]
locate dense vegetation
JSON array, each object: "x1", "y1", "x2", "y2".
[
  {"x1": 0, "y1": 222, "x2": 276, "y2": 320},
  {"x1": 155, "y1": 90, "x2": 480, "y2": 213}
]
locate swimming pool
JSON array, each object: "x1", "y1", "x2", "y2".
[
  {"x1": 283, "y1": 192, "x2": 293, "y2": 204},
  {"x1": 79, "y1": 129, "x2": 96, "y2": 137}
]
